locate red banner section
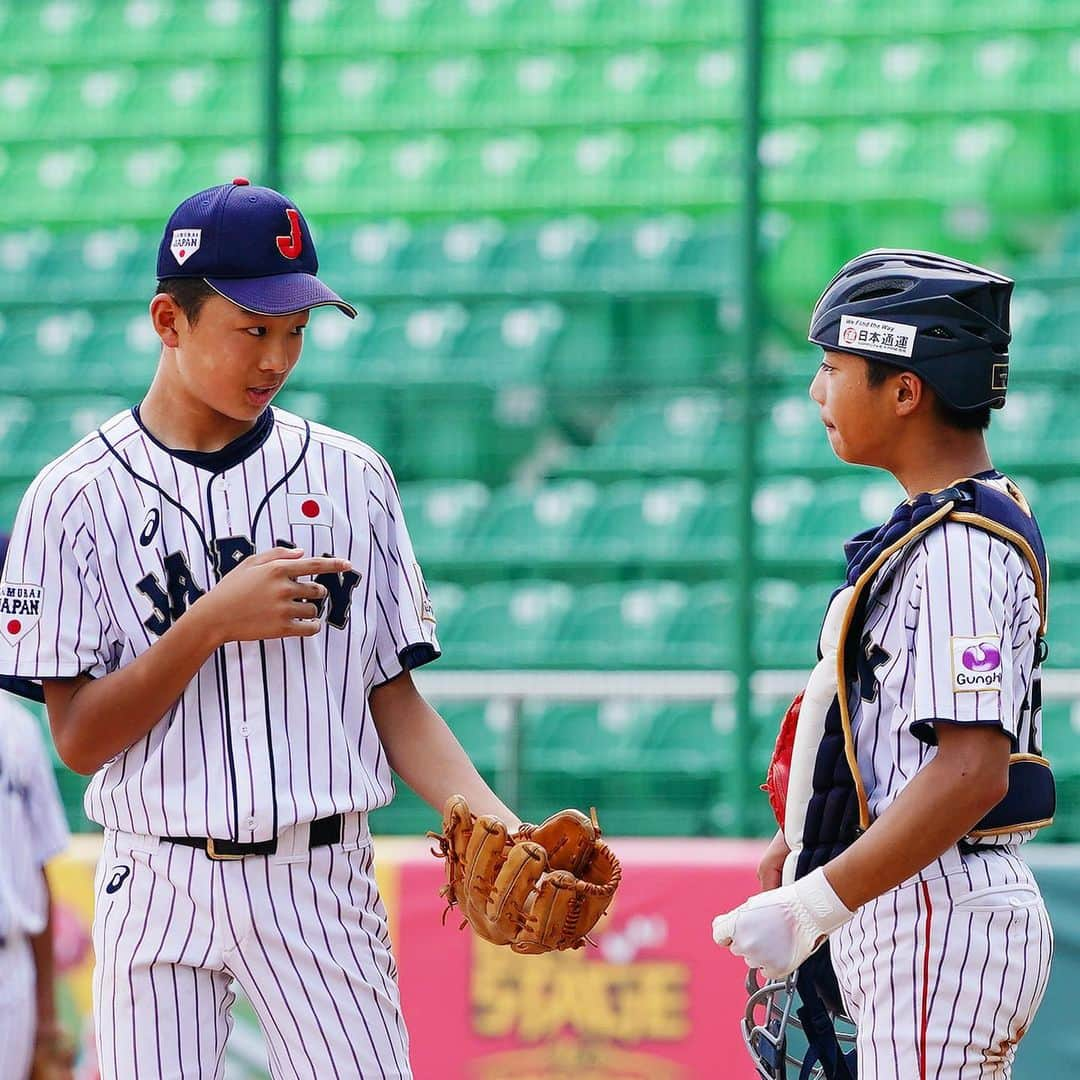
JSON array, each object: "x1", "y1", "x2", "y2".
[{"x1": 394, "y1": 837, "x2": 766, "y2": 1080}]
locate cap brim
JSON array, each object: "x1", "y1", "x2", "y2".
[{"x1": 204, "y1": 273, "x2": 357, "y2": 318}]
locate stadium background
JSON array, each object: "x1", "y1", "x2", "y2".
[{"x1": 3, "y1": 0, "x2": 1080, "y2": 1076}]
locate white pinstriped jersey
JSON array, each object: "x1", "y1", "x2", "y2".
[
  {"x1": 0, "y1": 406, "x2": 439, "y2": 842},
  {"x1": 848, "y1": 477, "x2": 1043, "y2": 882},
  {"x1": 0, "y1": 691, "x2": 69, "y2": 939}
]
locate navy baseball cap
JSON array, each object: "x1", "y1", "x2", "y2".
[{"x1": 155, "y1": 178, "x2": 356, "y2": 318}]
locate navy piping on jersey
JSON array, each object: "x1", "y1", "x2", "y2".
[{"x1": 131, "y1": 404, "x2": 275, "y2": 473}]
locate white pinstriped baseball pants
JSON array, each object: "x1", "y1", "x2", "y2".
[
  {"x1": 830, "y1": 850, "x2": 1053, "y2": 1080},
  {"x1": 92, "y1": 816, "x2": 411, "y2": 1080},
  {"x1": 0, "y1": 931, "x2": 35, "y2": 1079}
]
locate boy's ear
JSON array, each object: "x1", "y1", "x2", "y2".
[
  {"x1": 150, "y1": 293, "x2": 181, "y2": 348},
  {"x1": 894, "y1": 371, "x2": 924, "y2": 416}
]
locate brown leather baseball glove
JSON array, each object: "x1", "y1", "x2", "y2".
[{"x1": 428, "y1": 794, "x2": 621, "y2": 954}]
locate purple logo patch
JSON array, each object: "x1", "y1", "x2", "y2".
[{"x1": 962, "y1": 643, "x2": 1001, "y2": 672}]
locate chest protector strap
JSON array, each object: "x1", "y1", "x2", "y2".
[{"x1": 787, "y1": 478, "x2": 1053, "y2": 884}]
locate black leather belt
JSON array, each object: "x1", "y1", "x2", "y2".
[{"x1": 163, "y1": 814, "x2": 343, "y2": 860}]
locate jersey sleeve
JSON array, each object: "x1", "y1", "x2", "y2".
[
  {"x1": 910, "y1": 521, "x2": 1038, "y2": 745},
  {"x1": 0, "y1": 470, "x2": 114, "y2": 689},
  {"x1": 366, "y1": 456, "x2": 441, "y2": 687},
  {"x1": 22, "y1": 709, "x2": 71, "y2": 864}
]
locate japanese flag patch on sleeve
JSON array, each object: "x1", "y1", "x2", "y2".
[
  {"x1": 0, "y1": 582, "x2": 43, "y2": 645},
  {"x1": 951, "y1": 634, "x2": 1004, "y2": 692}
]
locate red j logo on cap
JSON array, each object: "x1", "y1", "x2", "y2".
[{"x1": 276, "y1": 208, "x2": 303, "y2": 260}]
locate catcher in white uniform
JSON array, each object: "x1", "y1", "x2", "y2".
[{"x1": 713, "y1": 251, "x2": 1054, "y2": 1080}]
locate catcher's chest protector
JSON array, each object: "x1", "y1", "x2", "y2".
[{"x1": 792, "y1": 477, "x2": 1051, "y2": 882}]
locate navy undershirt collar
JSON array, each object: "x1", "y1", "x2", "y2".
[{"x1": 131, "y1": 404, "x2": 275, "y2": 473}]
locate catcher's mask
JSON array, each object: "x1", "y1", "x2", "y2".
[{"x1": 742, "y1": 951, "x2": 857, "y2": 1080}]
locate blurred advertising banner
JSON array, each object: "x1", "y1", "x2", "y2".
[{"x1": 395, "y1": 837, "x2": 763, "y2": 1080}]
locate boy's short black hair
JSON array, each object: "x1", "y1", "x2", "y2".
[
  {"x1": 156, "y1": 277, "x2": 217, "y2": 326},
  {"x1": 863, "y1": 357, "x2": 991, "y2": 432}
]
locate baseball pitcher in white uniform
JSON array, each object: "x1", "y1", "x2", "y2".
[
  {"x1": 0, "y1": 180, "x2": 521, "y2": 1080},
  {"x1": 712, "y1": 251, "x2": 1054, "y2": 1080}
]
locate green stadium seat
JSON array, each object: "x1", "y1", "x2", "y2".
[
  {"x1": 581, "y1": 213, "x2": 693, "y2": 290},
  {"x1": 759, "y1": 393, "x2": 840, "y2": 472},
  {"x1": 3, "y1": 395, "x2": 127, "y2": 477},
  {"x1": 36, "y1": 66, "x2": 139, "y2": 140},
  {"x1": 1035, "y1": 481, "x2": 1080, "y2": 561},
  {"x1": 0, "y1": 67, "x2": 53, "y2": 141},
  {"x1": 397, "y1": 381, "x2": 534, "y2": 483},
  {"x1": 86, "y1": 141, "x2": 203, "y2": 223},
  {"x1": 399, "y1": 480, "x2": 491, "y2": 564},
  {"x1": 1041, "y1": 698, "x2": 1080, "y2": 772},
  {"x1": 36, "y1": 227, "x2": 148, "y2": 303},
  {"x1": 383, "y1": 53, "x2": 486, "y2": 130},
  {"x1": 543, "y1": 302, "x2": 616, "y2": 388},
  {"x1": 579, "y1": 478, "x2": 707, "y2": 564},
  {"x1": 397, "y1": 219, "x2": 506, "y2": 294},
  {"x1": 942, "y1": 33, "x2": 1041, "y2": 114},
  {"x1": 551, "y1": 580, "x2": 689, "y2": 668},
  {"x1": 623, "y1": 295, "x2": 721, "y2": 385},
  {"x1": 133, "y1": 61, "x2": 258, "y2": 138},
  {"x1": 472, "y1": 53, "x2": 574, "y2": 129},
  {"x1": 665, "y1": 581, "x2": 736, "y2": 669},
  {"x1": 564, "y1": 392, "x2": 739, "y2": 479},
  {"x1": 315, "y1": 221, "x2": 413, "y2": 297},
  {"x1": 438, "y1": 131, "x2": 539, "y2": 213},
  {"x1": 419, "y1": 0, "x2": 516, "y2": 50},
  {"x1": 431, "y1": 699, "x2": 511, "y2": 777},
  {"x1": 283, "y1": 303, "x2": 375, "y2": 384},
  {"x1": 0, "y1": 476, "x2": 30, "y2": 530},
  {"x1": 1, "y1": 1, "x2": 94, "y2": 64},
  {"x1": 530, "y1": 128, "x2": 635, "y2": 211},
  {"x1": 1, "y1": 309, "x2": 96, "y2": 390},
  {"x1": 760, "y1": 124, "x2": 827, "y2": 204},
  {"x1": 284, "y1": 56, "x2": 397, "y2": 135},
  {"x1": 844, "y1": 39, "x2": 947, "y2": 116},
  {"x1": 626, "y1": 125, "x2": 737, "y2": 207},
  {"x1": 355, "y1": 301, "x2": 469, "y2": 381},
  {"x1": 369, "y1": 781, "x2": 438, "y2": 835},
  {"x1": 467, "y1": 480, "x2": 598, "y2": 566},
  {"x1": 287, "y1": 0, "x2": 426, "y2": 56},
  {"x1": 989, "y1": 390, "x2": 1064, "y2": 472},
  {"x1": 1049, "y1": 585, "x2": 1080, "y2": 668},
  {"x1": 755, "y1": 579, "x2": 834, "y2": 669},
  {"x1": 492, "y1": 215, "x2": 598, "y2": 291},
  {"x1": 0, "y1": 229, "x2": 56, "y2": 304},
  {"x1": 651, "y1": 45, "x2": 741, "y2": 122},
  {"x1": 78, "y1": 306, "x2": 161, "y2": 389},
  {"x1": 756, "y1": 476, "x2": 903, "y2": 563},
  {"x1": 683, "y1": 486, "x2": 739, "y2": 564},
  {"x1": 766, "y1": 40, "x2": 851, "y2": 119},
  {"x1": 435, "y1": 579, "x2": 574, "y2": 668},
  {"x1": 1, "y1": 143, "x2": 98, "y2": 225},
  {"x1": 452, "y1": 299, "x2": 564, "y2": 383},
  {"x1": 560, "y1": 47, "x2": 663, "y2": 125}
]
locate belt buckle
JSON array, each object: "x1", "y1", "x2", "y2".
[{"x1": 206, "y1": 837, "x2": 244, "y2": 861}]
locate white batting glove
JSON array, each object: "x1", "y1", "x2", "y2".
[{"x1": 711, "y1": 867, "x2": 854, "y2": 979}]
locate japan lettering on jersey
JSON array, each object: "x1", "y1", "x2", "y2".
[{"x1": 0, "y1": 408, "x2": 439, "y2": 843}]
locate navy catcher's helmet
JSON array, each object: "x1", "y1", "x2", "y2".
[{"x1": 808, "y1": 249, "x2": 1013, "y2": 411}]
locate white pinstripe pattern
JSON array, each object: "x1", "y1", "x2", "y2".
[
  {"x1": 94, "y1": 820, "x2": 410, "y2": 1080},
  {"x1": 829, "y1": 477, "x2": 1052, "y2": 1078},
  {"x1": 0, "y1": 408, "x2": 439, "y2": 840},
  {"x1": 831, "y1": 852, "x2": 1052, "y2": 1080},
  {"x1": 0, "y1": 406, "x2": 437, "y2": 1078}
]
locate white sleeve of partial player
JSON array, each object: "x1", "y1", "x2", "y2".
[
  {"x1": 1, "y1": 695, "x2": 69, "y2": 865},
  {"x1": 0, "y1": 471, "x2": 113, "y2": 682},
  {"x1": 366, "y1": 457, "x2": 441, "y2": 687},
  {"x1": 910, "y1": 522, "x2": 1036, "y2": 743}
]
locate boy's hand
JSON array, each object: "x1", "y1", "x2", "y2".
[
  {"x1": 194, "y1": 547, "x2": 351, "y2": 645},
  {"x1": 757, "y1": 828, "x2": 791, "y2": 892}
]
